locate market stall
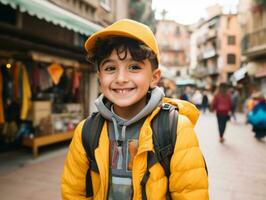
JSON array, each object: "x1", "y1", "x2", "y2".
[{"x1": 0, "y1": 55, "x2": 85, "y2": 156}]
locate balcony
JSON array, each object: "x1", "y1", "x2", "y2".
[
  {"x1": 191, "y1": 66, "x2": 208, "y2": 78},
  {"x1": 197, "y1": 48, "x2": 217, "y2": 61},
  {"x1": 241, "y1": 27, "x2": 266, "y2": 57},
  {"x1": 160, "y1": 43, "x2": 186, "y2": 52},
  {"x1": 207, "y1": 65, "x2": 219, "y2": 75},
  {"x1": 83, "y1": 0, "x2": 99, "y2": 8},
  {"x1": 206, "y1": 29, "x2": 217, "y2": 40}
]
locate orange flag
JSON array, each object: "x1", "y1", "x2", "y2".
[{"x1": 47, "y1": 63, "x2": 64, "y2": 85}]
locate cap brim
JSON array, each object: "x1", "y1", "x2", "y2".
[{"x1": 85, "y1": 30, "x2": 144, "y2": 55}]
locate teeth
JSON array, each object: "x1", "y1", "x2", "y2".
[{"x1": 115, "y1": 89, "x2": 132, "y2": 94}]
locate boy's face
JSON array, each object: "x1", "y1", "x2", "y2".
[{"x1": 97, "y1": 48, "x2": 161, "y2": 111}]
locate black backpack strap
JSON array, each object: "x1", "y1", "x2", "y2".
[
  {"x1": 141, "y1": 103, "x2": 178, "y2": 200},
  {"x1": 153, "y1": 104, "x2": 178, "y2": 176},
  {"x1": 81, "y1": 112, "x2": 105, "y2": 198}
]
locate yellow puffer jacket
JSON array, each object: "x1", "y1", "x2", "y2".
[{"x1": 61, "y1": 98, "x2": 209, "y2": 199}]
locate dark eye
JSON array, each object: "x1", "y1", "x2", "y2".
[
  {"x1": 129, "y1": 65, "x2": 141, "y2": 71},
  {"x1": 103, "y1": 66, "x2": 116, "y2": 72}
]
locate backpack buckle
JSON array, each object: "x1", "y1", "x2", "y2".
[{"x1": 162, "y1": 103, "x2": 171, "y2": 110}]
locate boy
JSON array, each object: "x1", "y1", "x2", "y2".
[{"x1": 61, "y1": 19, "x2": 209, "y2": 200}]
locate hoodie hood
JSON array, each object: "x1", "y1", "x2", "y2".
[
  {"x1": 163, "y1": 97, "x2": 200, "y2": 126},
  {"x1": 95, "y1": 87, "x2": 165, "y2": 143},
  {"x1": 95, "y1": 86, "x2": 165, "y2": 126}
]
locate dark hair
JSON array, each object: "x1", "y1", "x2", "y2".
[
  {"x1": 219, "y1": 83, "x2": 228, "y2": 95},
  {"x1": 87, "y1": 36, "x2": 158, "y2": 70}
]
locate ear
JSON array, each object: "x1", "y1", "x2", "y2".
[
  {"x1": 149, "y1": 68, "x2": 161, "y2": 89},
  {"x1": 96, "y1": 71, "x2": 103, "y2": 93},
  {"x1": 97, "y1": 71, "x2": 102, "y2": 87}
]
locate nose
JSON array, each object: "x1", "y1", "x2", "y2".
[{"x1": 115, "y1": 68, "x2": 129, "y2": 83}]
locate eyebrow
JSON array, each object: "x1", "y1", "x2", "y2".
[
  {"x1": 100, "y1": 59, "x2": 113, "y2": 66},
  {"x1": 100, "y1": 58, "x2": 145, "y2": 66}
]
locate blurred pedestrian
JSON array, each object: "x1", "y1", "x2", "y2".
[
  {"x1": 180, "y1": 92, "x2": 188, "y2": 101},
  {"x1": 230, "y1": 87, "x2": 239, "y2": 122},
  {"x1": 247, "y1": 91, "x2": 266, "y2": 140},
  {"x1": 180, "y1": 86, "x2": 191, "y2": 101},
  {"x1": 201, "y1": 90, "x2": 209, "y2": 113},
  {"x1": 192, "y1": 89, "x2": 203, "y2": 109},
  {"x1": 211, "y1": 83, "x2": 232, "y2": 143}
]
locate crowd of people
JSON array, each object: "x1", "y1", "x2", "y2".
[{"x1": 160, "y1": 82, "x2": 266, "y2": 142}]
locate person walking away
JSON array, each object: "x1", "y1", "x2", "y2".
[
  {"x1": 180, "y1": 86, "x2": 190, "y2": 101},
  {"x1": 211, "y1": 83, "x2": 232, "y2": 143},
  {"x1": 231, "y1": 87, "x2": 239, "y2": 122},
  {"x1": 191, "y1": 89, "x2": 203, "y2": 109},
  {"x1": 61, "y1": 19, "x2": 209, "y2": 200},
  {"x1": 247, "y1": 92, "x2": 266, "y2": 140},
  {"x1": 201, "y1": 90, "x2": 209, "y2": 114}
]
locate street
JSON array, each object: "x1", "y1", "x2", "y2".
[
  {"x1": 196, "y1": 113, "x2": 266, "y2": 200},
  {"x1": 0, "y1": 112, "x2": 265, "y2": 200}
]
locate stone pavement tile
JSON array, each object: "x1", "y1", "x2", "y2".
[
  {"x1": 0, "y1": 154, "x2": 65, "y2": 200},
  {"x1": 232, "y1": 191, "x2": 266, "y2": 200},
  {"x1": 0, "y1": 178, "x2": 60, "y2": 200},
  {"x1": 195, "y1": 113, "x2": 266, "y2": 200},
  {"x1": 209, "y1": 188, "x2": 233, "y2": 200}
]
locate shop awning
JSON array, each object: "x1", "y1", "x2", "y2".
[
  {"x1": 230, "y1": 65, "x2": 248, "y2": 82},
  {"x1": 30, "y1": 51, "x2": 80, "y2": 67},
  {"x1": 0, "y1": 0, "x2": 102, "y2": 35},
  {"x1": 176, "y1": 79, "x2": 196, "y2": 86}
]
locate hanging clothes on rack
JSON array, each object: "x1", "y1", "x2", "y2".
[
  {"x1": 0, "y1": 69, "x2": 4, "y2": 123},
  {"x1": 39, "y1": 66, "x2": 53, "y2": 91},
  {"x1": 72, "y1": 70, "x2": 81, "y2": 102},
  {"x1": 31, "y1": 64, "x2": 41, "y2": 97},
  {"x1": 13, "y1": 63, "x2": 22, "y2": 104},
  {"x1": 20, "y1": 64, "x2": 32, "y2": 120}
]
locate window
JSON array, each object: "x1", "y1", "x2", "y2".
[
  {"x1": 228, "y1": 36, "x2": 236, "y2": 45},
  {"x1": 227, "y1": 54, "x2": 236, "y2": 64}
]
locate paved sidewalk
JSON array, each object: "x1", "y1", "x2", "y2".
[
  {"x1": 0, "y1": 145, "x2": 68, "y2": 200},
  {"x1": 196, "y1": 112, "x2": 266, "y2": 200},
  {"x1": 0, "y1": 113, "x2": 265, "y2": 200}
]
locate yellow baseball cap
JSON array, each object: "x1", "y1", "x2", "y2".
[{"x1": 84, "y1": 19, "x2": 160, "y2": 63}]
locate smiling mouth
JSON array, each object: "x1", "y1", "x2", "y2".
[{"x1": 113, "y1": 88, "x2": 135, "y2": 94}]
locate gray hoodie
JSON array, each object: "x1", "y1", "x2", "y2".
[{"x1": 94, "y1": 87, "x2": 164, "y2": 199}]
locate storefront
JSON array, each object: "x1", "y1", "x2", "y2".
[{"x1": 0, "y1": 0, "x2": 102, "y2": 154}]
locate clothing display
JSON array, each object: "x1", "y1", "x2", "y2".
[
  {"x1": 0, "y1": 60, "x2": 83, "y2": 150},
  {"x1": 0, "y1": 69, "x2": 4, "y2": 123}
]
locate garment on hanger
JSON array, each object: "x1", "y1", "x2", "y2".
[
  {"x1": 0, "y1": 68, "x2": 4, "y2": 123},
  {"x1": 20, "y1": 64, "x2": 32, "y2": 120}
]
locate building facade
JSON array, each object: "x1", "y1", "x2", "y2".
[
  {"x1": 238, "y1": 0, "x2": 266, "y2": 95},
  {"x1": 155, "y1": 20, "x2": 191, "y2": 81},
  {"x1": 191, "y1": 4, "x2": 241, "y2": 89}
]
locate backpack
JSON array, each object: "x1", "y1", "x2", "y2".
[{"x1": 82, "y1": 103, "x2": 178, "y2": 199}]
